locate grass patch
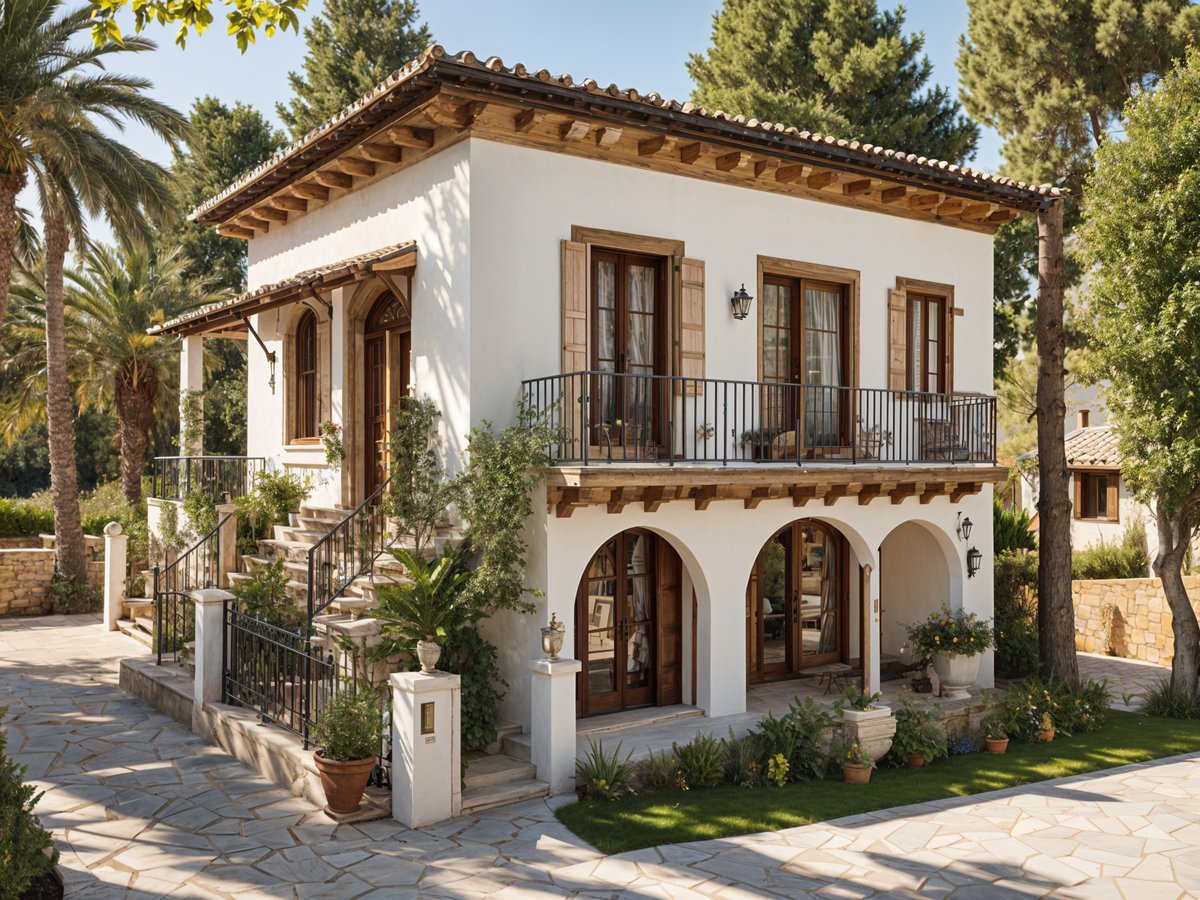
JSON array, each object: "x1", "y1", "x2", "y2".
[{"x1": 556, "y1": 710, "x2": 1200, "y2": 854}]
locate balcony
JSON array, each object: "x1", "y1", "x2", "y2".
[{"x1": 521, "y1": 372, "x2": 996, "y2": 468}]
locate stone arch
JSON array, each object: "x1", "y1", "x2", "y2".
[{"x1": 878, "y1": 518, "x2": 960, "y2": 661}]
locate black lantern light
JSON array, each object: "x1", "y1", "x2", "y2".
[
  {"x1": 956, "y1": 511, "x2": 973, "y2": 542},
  {"x1": 730, "y1": 284, "x2": 754, "y2": 320},
  {"x1": 966, "y1": 546, "x2": 982, "y2": 578}
]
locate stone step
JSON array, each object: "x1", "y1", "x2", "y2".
[
  {"x1": 502, "y1": 731, "x2": 531, "y2": 763},
  {"x1": 259, "y1": 539, "x2": 313, "y2": 563},
  {"x1": 242, "y1": 555, "x2": 310, "y2": 580},
  {"x1": 300, "y1": 504, "x2": 351, "y2": 524},
  {"x1": 116, "y1": 618, "x2": 154, "y2": 649},
  {"x1": 280, "y1": 527, "x2": 329, "y2": 545},
  {"x1": 482, "y1": 722, "x2": 521, "y2": 756},
  {"x1": 298, "y1": 516, "x2": 340, "y2": 534},
  {"x1": 328, "y1": 597, "x2": 377, "y2": 617},
  {"x1": 121, "y1": 597, "x2": 154, "y2": 619},
  {"x1": 463, "y1": 753, "x2": 536, "y2": 791},
  {"x1": 460, "y1": 777, "x2": 549, "y2": 816},
  {"x1": 575, "y1": 704, "x2": 703, "y2": 738},
  {"x1": 133, "y1": 613, "x2": 156, "y2": 634},
  {"x1": 227, "y1": 571, "x2": 309, "y2": 599}
]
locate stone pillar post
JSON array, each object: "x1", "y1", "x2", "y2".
[
  {"x1": 529, "y1": 657, "x2": 582, "y2": 794},
  {"x1": 695, "y1": 568, "x2": 747, "y2": 718},
  {"x1": 390, "y1": 670, "x2": 461, "y2": 827},
  {"x1": 191, "y1": 588, "x2": 234, "y2": 740},
  {"x1": 216, "y1": 505, "x2": 238, "y2": 589},
  {"x1": 102, "y1": 522, "x2": 127, "y2": 632},
  {"x1": 863, "y1": 563, "x2": 881, "y2": 695},
  {"x1": 180, "y1": 334, "x2": 205, "y2": 455}
]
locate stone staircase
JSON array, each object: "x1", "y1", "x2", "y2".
[{"x1": 461, "y1": 722, "x2": 549, "y2": 814}]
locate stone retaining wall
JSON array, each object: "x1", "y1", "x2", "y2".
[
  {"x1": 1073, "y1": 575, "x2": 1200, "y2": 665},
  {"x1": 0, "y1": 546, "x2": 106, "y2": 617}
]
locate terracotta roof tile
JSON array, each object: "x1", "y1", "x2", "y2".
[
  {"x1": 192, "y1": 45, "x2": 1064, "y2": 224},
  {"x1": 1064, "y1": 426, "x2": 1121, "y2": 468}
]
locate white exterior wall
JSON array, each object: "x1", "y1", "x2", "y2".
[{"x1": 244, "y1": 142, "x2": 472, "y2": 506}]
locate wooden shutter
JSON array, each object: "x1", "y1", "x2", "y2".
[
  {"x1": 561, "y1": 240, "x2": 587, "y2": 374},
  {"x1": 947, "y1": 304, "x2": 960, "y2": 393},
  {"x1": 678, "y1": 258, "x2": 705, "y2": 395},
  {"x1": 887, "y1": 286, "x2": 907, "y2": 391},
  {"x1": 656, "y1": 538, "x2": 683, "y2": 707},
  {"x1": 1073, "y1": 473, "x2": 1083, "y2": 519},
  {"x1": 1107, "y1": 474, "x2": 1120, "y2": 523}
]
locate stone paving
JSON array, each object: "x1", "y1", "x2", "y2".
[{"x1": 3, "y1": 613, "x2": 1200, "y2": 898}]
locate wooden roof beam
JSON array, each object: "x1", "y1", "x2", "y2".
[
  {"x1": 937, "y1": 199, "x2": 966, "y2": 216},
  {"x1": 753, "y1": 158, "x2": 778, "y2": 178},
  {"x1": 843, "y1": 178, "x2": 873, "y2": 195},
  {"x1": 857, "y1": 483, "x2": 883, "y2": 505},
  {"x1": 775, "y1": 164, "x2": 807, "y2": 184},
  {"x1": 514, "y1": 109, "x2": 542, "y2": 133},
  {"x1": 643, "y1": 485, "x2": 669, "y2": 513},
  {"x1": 715, "y1": 150, "x2": 751, "y2": 172},
  {"x1": 257, "y1": 207, "x2": 288, "y2": 223},
  {"x1": 426, "y1": 100, "x2": 487, "y2": 129},
  {"x1": 693, "y1": 485, "x2": 717, "y2": 511},
  {"x1": 909, "y1": 192, "x2": 941, "y2": 210},
  {"x1": 637, "y1": 134, "x2": 676, "y2": 157},
  {"x1": 238, "y1": 215, "x2": 269, "y2": 232},
  {"x1": 920, "y1": 482, "x2": 948, "y2": 504},
  {"x1": 807, "y1": 171, "x2": 837, "y2": 190},
  {"x1": 791, "y1": 485, "x2": 818, "y2": 507},
  {"x1": 606, "y1": 486, "x2": 632, "y2": 514},
  {"x1": 560, "y1": 120, "x2": 590, "y2": 142},
  {"x1": 334, "y1": 157, "x2": 375, "y2": 178},
  {"x1": 595, "y1": 126, "x2": 623, "y2": 148},
  {"x1": 271, "y1": 195, "x2": 308, "y2": 212},
  {"x1": 293, "y1": 183, "x2": 329, "y2": 201},
  {"x1": 217, "y1": 224, "x2": 255, "y2": 239},
  {"x1": 880, "y1": 186, "x2": 908, "y2": 204},
  {"x1": 387, "y1": 125, "x2": 435, "y2": 149},
  {"x1": 890, "y1": 483, "x2": 921, "y2": 504},
  {"x1": 745, "y1": 485, "x2": 784, "y2": 510},
  {"x1": 679, "y1": 142, "x2": 703, "y2": 165},
  {"x1": 358, "y1": 142, "x2": 402, "y2": 164},
  {"x1": 950, "y1": 481, "x2": 980, "y2": 502},
  {"x1": 961, "y1": 202, "x2": 992, "y2": 221},
  {"x1": 313, "y1": 170, "x2": 353, "y2": 190}
]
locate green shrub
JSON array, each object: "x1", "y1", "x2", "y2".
[
  {"x1": 439, "y1": 626, "x2": 506, "y2": 752},
  {"x1": 720, "y1": 730, "x2": 759, "y2": 788},
  {"x1": 309, "y1": 689, "x2": 383, "y2": 762},
  {"x1": 637, "y1": 749, "x2": 681, "y2": 792},
  {"x1": 49, "y1": 574, "x2": 101, "y2": 615},
  {"x1": 575, "y1": 740, "x2": 636, "y2": 801},
  {"x1": 672, "y1": 732, "x2": 723, "y2": 790},
  {"x1": 232, "y1": 559, "x2": 304, "y2": 630},
  {"x1": 0, "y1": 708, "x2": 59, "y2": 898},
  {"x1": 994, "y1": 551, "x2": 1039, "y2": 678},
  {"x1": 994, "y1": 499, "x2": 1037, "y2": 554},
  {"x1": 1140, "y1": 679, "x2": 1200, "y2": 719},
  {"x1": 234, "y1": 469, "x2": 311, "y2": 540},
  {"x1": 0, "y1": 498, "x2": 54, "y2": 537},
  {"x1": 1002, "y1": 674, "x2": 1111, "y2": 740},
  {"x1": 747, "y1": 696, "x2": 833, "y2": 783},
  {"x1": 886, "y1": 696, "x2": 948, "y2": 766},
  {"x1": 1072, "y1": 527, "x2": 1149, "y2": 580}
]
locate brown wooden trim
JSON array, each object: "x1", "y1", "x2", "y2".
[
  {"x1": 897, "y1": 277, "x2": 955, "y2": 393},
  {"x1": 570, "y1": 225, "x2": 684, "y2": 259}
]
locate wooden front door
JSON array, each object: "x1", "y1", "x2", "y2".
[
  {"x1": 590, "y1": 251, "x2": 666, "y2": 456},
  {"x1": 760, "y1": 276, "x2": 849, "y2": 456},
  {"x1": 746, "y1": 521, "x2": 845, "y2": 683},
  {"x1": 363, "y1": 293, "x2": 411, "y2": 497},
  {"x1": 577, "y1": 531, "x2": 682, "y2": 716}
]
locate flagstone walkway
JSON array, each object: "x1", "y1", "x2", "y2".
[{"x1": 3, "y1": 613, "x2": 1200, "y2": 898}]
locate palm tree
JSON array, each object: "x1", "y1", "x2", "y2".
[
  {"x1": 71, "y1": 244, "x2": 217, "y2": 503},
  {"x1": 1, "y1": 0, "x2": 188, "y2": 582}
]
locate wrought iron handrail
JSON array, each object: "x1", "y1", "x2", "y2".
[
  {"x1": 306, "y1": 472, "x2": 400, "y2": 624},
  {"x1": 152, "y1": 455, "x2": 265, "y2": 502},
  {"x1": 153, "y1": 510, "x2": 232, "y2": 664},
  {"x1": 521, "y1": 371, "x2": 996, "y2": 467}
]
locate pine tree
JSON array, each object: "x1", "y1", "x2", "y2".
[
  {"x1": 277, "y1": 0, "x2": 431, "y2": 139},
  {"x1": 688, "y1": 0, "x2": 978, "y2": 163}
]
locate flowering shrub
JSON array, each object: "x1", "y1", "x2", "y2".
[
  {"x1": 948, "y1": 734, "x2": 981, "y2": 755},
  {"x1": 839, "y1": 742, "x2": 875, "y2": 768},
  {"x1": 319, "y1": 420, "x2": 345, "y2": 467},
  {"x1": 766, "y1": 752, "x2": 790, "y2": 786},
  {"x1": 905, "y1": 607, "x2": 994, "y2": 658},
  {"x1": 1001, "y1": 675, "x2": 1110, "y2": 741}
]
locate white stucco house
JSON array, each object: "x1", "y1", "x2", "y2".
[{"x1": 149, "y1": 46, "x2": 1062, "y2": 790}]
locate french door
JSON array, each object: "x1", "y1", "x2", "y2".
[
  {"x1": 746, "y1": 522, "x2": 845, "y2": 683},
  {"x1": 760, "y1": 276, "x2": 849, "y2": 455},
  {"x1": 363, "y1": 293, "x2": 411, "y2": 497},
  {"x1": 590, "y1": 250, "x2": 666, "y2": 456},
  {"x1": 577, "y1": 530, "x2": 682, "y2": 716}
]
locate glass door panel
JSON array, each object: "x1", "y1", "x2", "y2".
[
  {"x1": 803, "y1": 284, "x2": 844, "y2": 452},
  {"x1": 583, "y1": 546, "x2": 619, "y2": 712}
]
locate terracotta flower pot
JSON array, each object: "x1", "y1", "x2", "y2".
[
  {"x1": 314, "y1": 752, "x2": 375, "y2": 815},
  {"x1": 842, "y1": 763, "x2": 872, "y2": 784},
  {"x1": 905, "y1": 752, "x2": 926, "y2": 768},
  {"x1": 986, "y1": 737, "x2": 1009, "y2": 754},
  {"x1": 1039, "y1": 728, "x2": 1055, "y2": 743}
]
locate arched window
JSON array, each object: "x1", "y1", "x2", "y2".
[{"x1": 296, "y1": 310, "x2": 319, "y2": 439}]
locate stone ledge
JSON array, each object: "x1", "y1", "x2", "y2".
[{"x1": 119, "y1": 655, "x2": 193, "y2": 728}]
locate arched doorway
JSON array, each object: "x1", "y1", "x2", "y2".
[
  {"x1": 746, "y1": 521, "x2": 847, "y2": 683},
  {"x1": 576, "y1": 529, "x2": 683, "y2": 716},
  {"x1": 363, "y1": 292, "x2": 411, "y2": 496}
]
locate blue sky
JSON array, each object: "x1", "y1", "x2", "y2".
[{"x1": 49, "y1": 0, "x2": 1004, "y2": 241}]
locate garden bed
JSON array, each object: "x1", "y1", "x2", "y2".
[{"x1": 556, "y1": 710, "x2": 1200, "y2": 854}]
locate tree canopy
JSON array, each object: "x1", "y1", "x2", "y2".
[
  {"x1": 688, "y1": 0, "x2": 979, "y2": 163},
  {"x1": 277, "y1": 0, "x2": 430, "y2": 138},
  {"x1": 88, "y1": 0, "x2": 306, "y2": 51}
]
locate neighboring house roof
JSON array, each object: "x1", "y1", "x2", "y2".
[
  {"x1": 1018, "y1": 425, "x2": 1121, "y2": 469},
  {"x1": 192, "y1": 45, "x2": 1063, "y2": 235},
  {"x1": 150, "y1": 241, "x2": 416, "y2": 337}
]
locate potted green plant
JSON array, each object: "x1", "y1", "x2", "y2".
[
  {"x1": 839, "y1": 742, "x2": 875, "y2": 784},
  {"x1": 739, "y1": 426, "x2": 782, "y2": 460},
  {"x1": 309, "y1": 689, "x2": 383, "y2": 815},
  {"x1": 905, "y1": 608, "x2": 994, "y2": 700},
  {"x1": 373, "y1": 547, "x2": 473, "y2": 673},
  {"x1": 888, "y1": 696, "x2": 948, "y2": 768},
  {"x1": 984, "y1": 717, "x2": 1010, "y2": 753},
  {"x1": 1038, "y1": 711, "x2": 1055, "y2": 743}
]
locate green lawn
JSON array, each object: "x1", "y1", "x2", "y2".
[{"x1": 556, "y1": 711, "x2": 1200, "y2": 854}]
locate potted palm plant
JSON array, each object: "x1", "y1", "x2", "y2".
[
  {"x1": 373, "y1": 547, "x2": 473, "y2": 673},
  {"x1": 309, "y1": 689, "x2": 383, "y2": 815}
]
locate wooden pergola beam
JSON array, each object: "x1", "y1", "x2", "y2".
[{"x1": 387, "y1": 125, "x2": 435, "y2": 149}]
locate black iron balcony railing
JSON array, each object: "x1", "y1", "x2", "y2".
[
  {"x1": 521, "y1": 371, "x2": 996, "y2": 466},
  {"x1": 152, "y1": 455, "x2": 266, "y2": 502}
]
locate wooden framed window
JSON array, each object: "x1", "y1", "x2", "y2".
[
  {"x1": 296, "y1": 310, "x2": 319, "y2": 440},
  {"x1": 1075, "y1": 471, "x2": 1119, "y2": 522},
  {"x1": 907, "y1": 292, "x2": 946, "y2": 393}
]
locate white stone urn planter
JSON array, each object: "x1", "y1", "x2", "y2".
[
  {"x1": 415, "y1": 639, "x2": 442, "y2": 674},
  {"x1": 931, "y1": 651, "x2": 981, "y2": 700},
  {"x1": 840, "y1": 705, "x2": 895, "y2": 762}
]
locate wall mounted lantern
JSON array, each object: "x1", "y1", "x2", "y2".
[
  {"x1": 956, "y1": 512, "x2": 973, "y2": 542},
  {"x1": 966, "y1": 546, "x2": 983, "y2": 579},
  {"x1": 730, "y1": 284, "x2": 754, "y2": 320}
]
